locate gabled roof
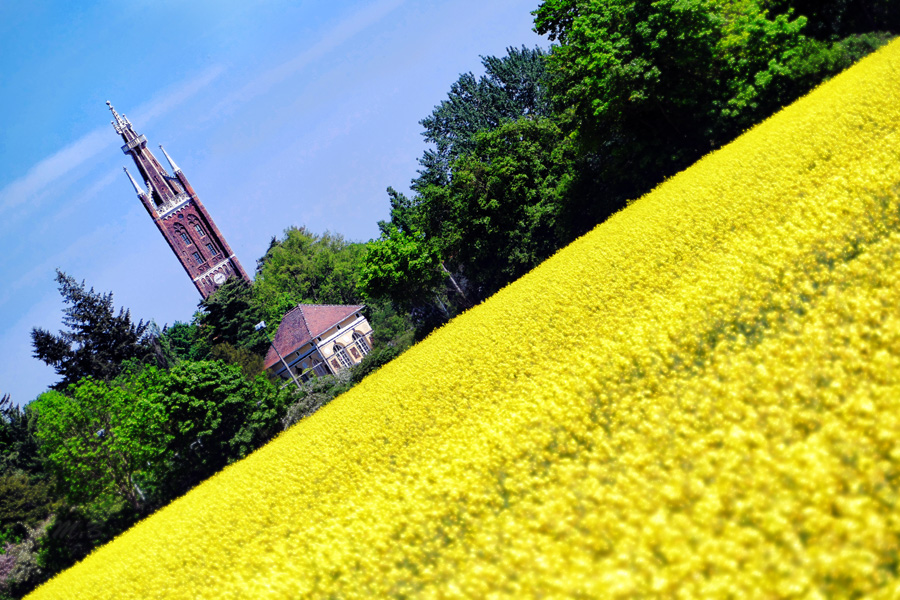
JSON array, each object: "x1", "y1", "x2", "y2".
[{"x1": 264, "y1": 304, "x2": 365, "y2": 370}]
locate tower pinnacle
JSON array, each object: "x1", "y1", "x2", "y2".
[
  {"x1": 159, "y1": 145, "x2": 181, "y2": 173},
  {"x1": 107, "y1": 101, "x2": 131, "y2": 135},
  {"x1": 123, "y1": 167, "x2": 144, "y2": 197}
]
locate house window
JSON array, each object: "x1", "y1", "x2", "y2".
[
  {"x1": 192, "y1": 251, "x2": 204, "y2": 265},
  {"x1": 352, "y1": 331, "x2": 370, "y2": 356},
  {"x1": 180, "y1": 232, "x2": 191, "y2": 245},
  {"x1": 206, "y1": 243, "x2": 218, "y2": 256},
  {"x1": 194, "y1": 224, "x2": 206, "y2": 237},
  {"x1": 332, "y1": 344, "x2": 352, "y2": 369}
]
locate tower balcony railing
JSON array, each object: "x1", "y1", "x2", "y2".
[
  {"x1": 155, "y1": 192, "x2": 191, "y2": 218},
  {"x1": 121, "y1": 134, "x2": 147, "y2": 154}
]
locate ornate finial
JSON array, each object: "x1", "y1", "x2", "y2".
[
  {"x1": 159, "y1": 145, "x2": 181, "y2": 173},
  {"x1": 123, "y1": 167, "x2": 144, "y2": 197},
  {"x1": 107, "y1": 101, "x2": 131, "y2": 134}
]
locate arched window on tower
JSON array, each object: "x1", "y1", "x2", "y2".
[{"x1": 179, "y1": 231, "x2": 192, "y2": 245}]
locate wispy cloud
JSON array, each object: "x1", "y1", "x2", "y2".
[
  {"x1": 0, "y1": 64, "x2": 226, "y2": 216},
  {"x1": 39, "y1": 168, "x2": 120, "y2": 234},
  {"x1": 211, "y1": 0, "x2": 407, "y2": 115},
  {"x1": 129, "y1": 64, "x2": 227, "y2": 126},
  {"x1": 0, "y1": 218, "x2": 126, "y2": 312},
  {"x1": 0, "y1": 129, "x2": 113, "y2": 215}
]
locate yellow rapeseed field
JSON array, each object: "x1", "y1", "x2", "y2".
[{"x1": 29, "y1": 40, "x2": 900, "y2": 599}]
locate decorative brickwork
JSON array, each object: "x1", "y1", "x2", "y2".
[{"x1": 108, "y1": 102, "x2": 249, "y2": 299}]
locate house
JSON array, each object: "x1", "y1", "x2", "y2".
[{"x1": 264, "y1": 304, "x2": 373, "y2": 383}]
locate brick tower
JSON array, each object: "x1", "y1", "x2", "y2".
[{"x1": 108, "y1": 101, "x2": 250, "y2": 299}]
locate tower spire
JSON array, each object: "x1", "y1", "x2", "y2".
[
  {"x1": 123, "y1": 167, "x2": 144, "y2": 197},
  {"x1": 159, "y1": 145, "x2": 181, "y2": 173},
  {"x1": 107, "y1": 101, "x2": 131, "y2": 135},
  {"x1": 109, "y1": 102, "x2": 250, "y2": 299}
]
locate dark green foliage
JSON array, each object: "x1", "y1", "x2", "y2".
[
  {"x1": 254, "y1": 227, "x2": 368, "y2": 327},
  {"x1": 536, "y1": 1, "x2": 808, "y2": 179},
  {"x1": 415, "y1": 45, "x2": 551, "y2": 192},
  {"x1": 209, "y1": 343, "x2": 264, "y2": 380},
  {"x1": 364, "y1": 299, "x2": 413, "y2": 348},
  {"x1": 30, "y1": 270, "x2": 156, "y2": 390},
  {"x1": 425, "y1": 116, "x2": 576, "y2": 301},
  {"x1": 347, "y1": 341, "x2": 410, "y2": 387},
  {"x1": 768, "y1": 0, "x2": 900, "y2": 39},
  {"x1": 198, "y1": 278, "x2": 268, "y2": 357},
  {"x1": 159, "y1": 320, "x2": 210, "y2": 363},
  {"x1": 146, "y1": 361, "x2": 291, "y2": 498},
  {"x1": 533, "y1": 0, "x2": 894, "y2": 206},
  {"x1": 0, "y1": 396, "x2": 42, "y2": 479},
  {"x1": 781, "y1": 32, "x2": 894, "y2": 92},
  {"x1": 0, "y1": 474, "x2": 54, "y2": 544},
  {"x1": 37, "y1": 503, "x2": 141, "y2": 593},
  {"x1": 280, "y1": 371, "x2": 353, "y2": 430}
]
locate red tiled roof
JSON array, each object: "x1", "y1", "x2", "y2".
[{"x1": 264, "y1": 304, "x2": 365, "y2": 370}]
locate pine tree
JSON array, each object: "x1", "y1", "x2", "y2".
[{"x1": 31, "y1": 270, "x2": 155, "y2": 390}]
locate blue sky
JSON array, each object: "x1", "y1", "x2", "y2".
[{"x1": 0, "y1": 0, "x2": 547, "y2": 405}]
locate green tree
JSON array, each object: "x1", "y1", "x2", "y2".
[
  {"x1": 31, "y1": 271, "x2": 156, "y2": 390},
  {"x1": 360, "y1": 225, "x2": 446, "y2": 310},
  {"x1": 254, "y1": 227, "x2": 368, "y2": 326},
  {"x1": 144, "y1": 361, "x2": 290, "y2": 497},
  {"x1": 538, "y1": 1, "x2": 809, "y2": 173},
  {"x1": 0, "y1": 473, "x2": 55, "y2": 544},
  {"x1": 30, "y1": 361, "x2": 290, "y2": 510},
  {"x1": 533, "y1": 0, "x2": 891, "y2": 197},
  {"x1": 30, "y1": 381, "x2": 168, "y2": 511},
  {"x1": 415, "y1": 45, "x2": 551, "y2": 190},
  {"x1": 0, "y1": 395, "x2": 43, "y2": 478},
  {"x1": 767, "y1": 0, "x2": 899, "y2": 39},
  {"x1": 158, "y1": 320, "x2": 210, "y2": 364},
  {"x1": 198, "y1": 278, "x2": 268, "y2": 357},
  {"x1": 368, "y1": 46, "x2": 555, "y2": 316},
  {"x1": 432, "y1": 117, "x2": 576, "y2": 300},
  {"x1": 209, "y1": 343, "x2": 264, "y2": 379}
]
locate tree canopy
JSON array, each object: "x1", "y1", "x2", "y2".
[
  {"x1": 197, "y1": 277, "x2": 268, "y2": 357},
  {"x1": 254, "y1": 227, "x2": 367, "y2": 327},
  {"x1": 415, "y1": 45, "x2": 551, "y2": 190},
  {"x1": 423, "y1": 116, "x2": 575, "y2": 301},
  {"x1": 533, "y1": 0, "x2": 892, "y2": 191},
  {"x1": 30, "y1": 361, "x2": 290, "y2": 511},
  {"x1": 31, "y1": 271, "x2": 156, "y2": 390}
]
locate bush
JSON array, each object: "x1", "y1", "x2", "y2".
[{"x1": 0, "y1": 473, "x2": 55, "y2": 544}]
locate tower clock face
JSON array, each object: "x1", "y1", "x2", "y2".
[{"x1": 214, "y1": 272, "x2": 227, "y2": 285}]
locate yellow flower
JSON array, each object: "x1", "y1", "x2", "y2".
[{"x1": 28, "y1": 39, "x2": 900, "y2": 600}]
